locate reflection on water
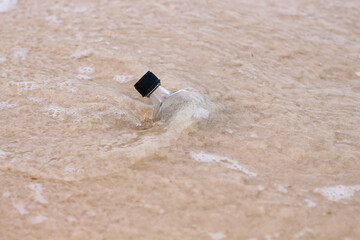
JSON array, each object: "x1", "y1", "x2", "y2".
[{"x1": 0, "y1": 0, "x2": 360, "y2": 239}]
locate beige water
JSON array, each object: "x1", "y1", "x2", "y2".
[{"x1": 1, "y1": 0, "x2": 360, "y2": 239}]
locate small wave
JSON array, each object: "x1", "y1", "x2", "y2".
[{"x1": 1, "y1": 90, "x2": 219, "y2": 181}]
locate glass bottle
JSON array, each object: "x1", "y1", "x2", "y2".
[{"x1": 134, "y1": 71, "x2": 189, "y2": 122}]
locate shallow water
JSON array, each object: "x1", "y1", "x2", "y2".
[{"x1": 0, "y1": 0, "x2": 360, "y2": 239}]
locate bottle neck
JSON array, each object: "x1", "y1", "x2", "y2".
[{"x1": 148, "y1": 85, "x2": 170, "y2": 107}]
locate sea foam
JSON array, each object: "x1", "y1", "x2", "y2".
[
  {"x1": 32, "y1": 215, "x2": 48, "y2": 224},
  {"x1": 11, "y1": 199, "x2": 28, "y2": 215},
  {"x1": 314, "y1": 185, "x2": 360, "y2": 202},
  {"x1": 207, "y1": 232, "x2": 226, "y2": 240},
  {"x1": 0, "y1": 0, "x2": 17, "y2": 13},
  {"x1": 190, "y1": 152, "x2": 257, "y2": 177},
  {"x1": 0, "y1": 101, "x2": 16, "y2": 110},
  {"x1": 113, "y1": 74, "x2": 133, "y2": 83},
  {"x1": 29, "y1": 183, "x2": 48, "y2": 204}
]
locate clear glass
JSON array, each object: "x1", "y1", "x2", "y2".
[{"x1": 148, "y1": 85, "x2": 188, "y2": 122}]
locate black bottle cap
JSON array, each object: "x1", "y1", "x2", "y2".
[{"x1": 134, "y1": 71, "x2": 161, "y2": 97}]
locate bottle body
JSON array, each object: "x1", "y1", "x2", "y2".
[
  {"x1": 149, "y1": 85, "x2": 188, "y2": 122},
  {"x1": 134, "y1": 71, "x2": 198, "y2": 122}
]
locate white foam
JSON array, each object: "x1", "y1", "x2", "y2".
[
  {"x1": 264, "y1": 235, "x2": 272, "y2": 240},
  {"x1": 77, "y1": 74, "x2": 91, "y2": 80},
  {"x1": 142, "y1": 202, "x2": 165, "y2": 214},
  {"x1": 250, "y1": 133, "x2": 258, "y2": 138},
  {"x1": 70, "y1": 49, "x2": 92, "y2": 59},
  {"x1": 45, "y1": 15, "x2": 59, "y2": 23},
  {"x1": 86, "y1": 210, "x2": 96, "y2": 217},
  {"x1": 9, "y1": 81, "x2": 39, "y2": 90},
  {"x1": 78, "y1": 66, "x2": 94, "y2": 75},
  {"x1": 113, "y1": 74, "x2": 133, "y2": 83},
  {"x1": 67, "y1": 216, "x2": 78, "y2": 223},
  {"x1": 73, "y1": 6, "x2": 87, "y2": 13},
  {"x1": 190, "y1": 152, "x2": 257, "y2": 177},
  {"x1": 303, "y1": 199, "x2": 317, "y2": 208},
  {"x1": 45, "y1": 105, "x2": 66, "y2": 118},
  {"x1": 113, "y1": 109, "x2": 141, "y2": 127},
  {"x1": 29, "y1": 183, "x2": 48, "y2": 204},
  {"x1": 0, "y1": 0, "x2": 17, "y2": 13},
  {"x1": 32, "y1": 215, "x2": 48, "y2": 224},
  {"x1": 0, "y1": 149, "x2": 9, "y2": 157},
  {"x1": 225, "y1": 129, "x2": 233, "y2": 134},
  {"x1": 2, "y1": 192, "x2": 10, "y2": 198},
  {"x1": 257, "y1": 185, "x2": 265, "y2": 191},
  {"x1": 264, "y1": 233, "x2": 279, "y2": 240},
  {"x1": 64, "y1": 165, "x2": 85, "y2": 175},
  {"x1": 355, "y1": 72, "x2": 360, "y2": 77},
  {"x1": 11, "y1": 199, "x2": 29, "y2": 215},
  {"x1": 55, "y1": 79, "x2": 79, "y2": 93},
  {"x1": 314, "y1": 185, "x2": 360, "y2": 202},
  {"x1": 293, "y1": 228, "x2": 314, "y2": 238},
  {"x1": 44, "y1": 105, "x2": 78, "y2": 120},
  {"x1": 13, "y1": 48, "x2": 28, "y2": 60},
  {"x1": 193, "y1": 107, "x2": 209, "y2": 119},
  {"x1": 0, "y1": 56, "x2": 7, "y2": 62},
  {"x1": 29, "y1": 97, "x2": 45, "y2": 103},
  {"x1": 207, "y1": 232, "x2": 226, "y2": 240},
  {"x1": 274, "y1": 184, "x2": 288, "y2": 193},
  {"x1": 0, "y1": 100, "x2": 16, "y2": 110}
]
